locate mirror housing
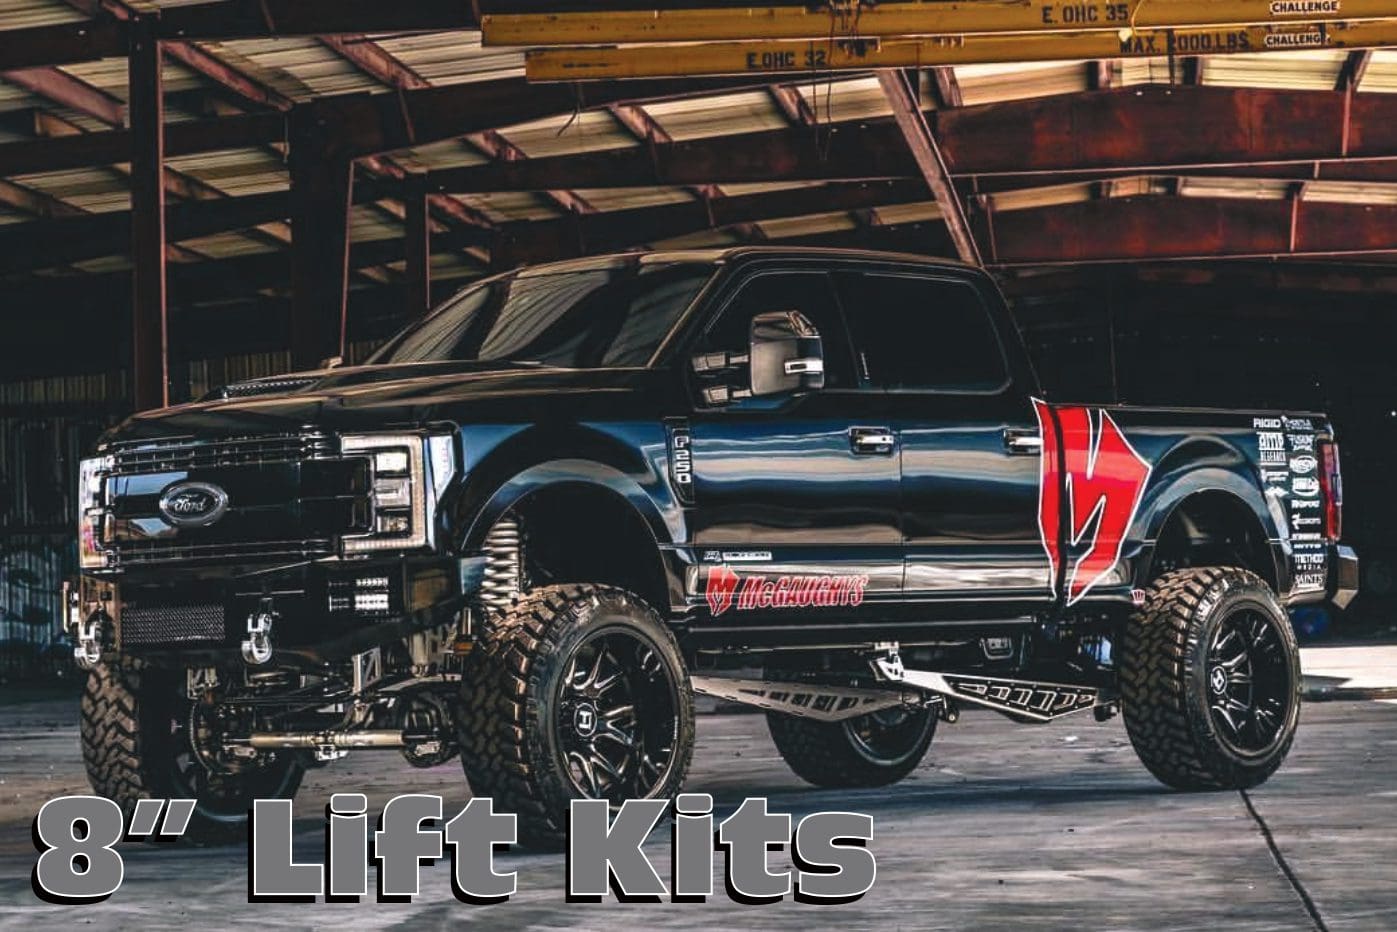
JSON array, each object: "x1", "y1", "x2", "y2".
[{"x1": 749, "y1": 310, "x2": 825, "y2": 397}]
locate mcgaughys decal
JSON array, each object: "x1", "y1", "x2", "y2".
[
  {"x1": 1032, "y1": 400, "x2": 1152, "y2": 605},
  {"x1": 704, "y1": 565, "x2": 869, "y2": 617}
]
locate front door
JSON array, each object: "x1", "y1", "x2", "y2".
[
  {"x1": 833, "y1": 269, "x2": 1051, "y2": 611},
  {"x1": 686, "y1": 268, "x2": 902, "y2": 625}
]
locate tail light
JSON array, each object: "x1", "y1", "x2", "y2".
[{"x1": 1318, "y1": 440, "x2": 1342, "y2": 541}]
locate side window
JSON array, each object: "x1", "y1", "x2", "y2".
[
  {"x1": 837, "y1": 273, "x2": 1007, "y2": 392},
  {"x1": 703, "y1": 271, "x2": 857, "y2": 389}
]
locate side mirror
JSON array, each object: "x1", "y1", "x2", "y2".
[{"x1": 749, "y1": 310, "x2": 824, "y2": 397}]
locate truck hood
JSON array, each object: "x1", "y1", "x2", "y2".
[{"x1": 105, "y1": 362, "x2": 672, "y2": 444}]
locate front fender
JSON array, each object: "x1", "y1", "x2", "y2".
[{"x1": 451, "y1": 423, "x2": 686, "y2": 552}]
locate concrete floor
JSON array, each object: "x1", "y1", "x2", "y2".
[{"x1": 1, "y1": 695, "x2": 1394, "y2": 932}]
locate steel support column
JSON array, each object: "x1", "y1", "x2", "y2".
[
  {"x1": 878, "y1": 69, "x2": 981, "y2": 266},
  {"x1": 289, "y1": 104, "x2": 353, "y2": 370},
  {"x1": 128, "y1": 22, "x2": 167, "y2": 411},
  {"x1": 403, "y1": 175, "x2": 432, "y2": 319}
]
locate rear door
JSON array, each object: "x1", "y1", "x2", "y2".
[
  {"x1": 833, "y1": 268, "x2": 1052, "y2": 610},
  {"x1": 685, "y1": 267, "x2": 903, "y2": 624}
]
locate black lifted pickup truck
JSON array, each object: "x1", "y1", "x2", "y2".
[{"x1": 68, "y1": 247, "x2": 1358, "y2": 845}]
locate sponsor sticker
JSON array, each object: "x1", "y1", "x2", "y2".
[
  {"x1": 1288, "y1": 434, "x2": 1316, "y2": 452},
  {"x1": 1290, "y1": 455, "x2": 1317, "y2": 475},
  {"x1": 1293, "y1": 476, "x2": 1320, "y2": 497}
]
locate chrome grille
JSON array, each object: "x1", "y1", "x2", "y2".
[{"x1": 109, "y1": 431, "x2": 337, "y2": 475}]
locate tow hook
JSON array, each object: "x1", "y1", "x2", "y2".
[
  {"x1": 241, "y1": 600, "x2": 277, "y2": 666},
  {"x1": 72, "y1": 608, "x2": 109, "y2": 670}
]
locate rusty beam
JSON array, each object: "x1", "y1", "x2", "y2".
[
  {"x1": 319, "y1": 35, "x2": 430, "y2": 90},
  {"x1": 128, "y1": 25, "x2": 167, "y2": 411},
  {"x1": 467, "y1": 129, "x2": 596, "y2": 215},
  {"x1": 879, "y1": 69, "x2": 980, "y2": 265},
  {"x1": 0, "y1": 74, "x2": 786, "y2": 175},
  {"x1": 929, "y1": 68, "x2": 962, "y2": 109},
  {"x1": 1, "y1": 67, "x2": 125, "y2": 126},
  {"x1": 979, "y1": 195, "x2": 1397, "y2": 265},
  {"x1": 768, "y1": 83, "x2": 816, "y2": 125},
  {"x1": 1337, "y1": 50, "x2": 1373, "y2": 91},
  {"x1": 495, "y1": 178, "x2": 930, "y2": 266},
  {"x1": 161, "y1": 41, "x2": 295, "y2": 111}
]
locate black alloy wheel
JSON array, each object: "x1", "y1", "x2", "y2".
[
  {"x1": 555, "y1": 627, "x2": 681, "y2": 803},
  {"x1": 1205, "y1": 608, "x2": 1294, "y2": 756}
]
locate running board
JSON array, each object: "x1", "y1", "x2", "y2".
[
  {"x1": 871, "y1": 659, "x2": 1105, "y2": 722},
  {"x1": 689, "y1": 674, "x2": 921, "y2": 722}
]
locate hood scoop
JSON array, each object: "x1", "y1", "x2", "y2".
[{"x1": 206, "y1": 376, "x2": 321, "y2": 401}]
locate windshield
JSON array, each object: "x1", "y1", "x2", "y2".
[{"x1": 369, "y1": 259, "x2": 714, "y2": 368}]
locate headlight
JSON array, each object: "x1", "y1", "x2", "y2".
[
  {"x1": 77, "y1": 455, "x2": 112, "y2": 569},
  {"x1": 341, "y1": 433, "x2": 456, "y2": 553}
]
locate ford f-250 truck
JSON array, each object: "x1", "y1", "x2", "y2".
[{"x1": 67, "y1": 247, "x2": 1358, "y2": 846}]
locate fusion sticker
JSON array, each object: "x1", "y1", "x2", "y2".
[
  {"x1": 704, "y1": 565, "x2": 868, "y2": 617},
  {"x1": 1032, "y1": 400, "x2": 1152, "y2": 606}
]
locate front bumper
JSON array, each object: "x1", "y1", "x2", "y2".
[
  {"x1": 1331, "y1": 544, "x2": 1360, "y2": 610},
  {"x1": 72, "y1": 556, "x2": 466, "y2": 665}
]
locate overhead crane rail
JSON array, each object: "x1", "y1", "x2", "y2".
[
  {"x1": 520, "y1": 19, "x2": 1397, "y2": 81},
  {"x1": 483, "y1": 1, "x2": 1395, "y2": 46}
]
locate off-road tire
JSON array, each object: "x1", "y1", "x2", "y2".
[
  {"x1": 458, "y1": 584, "x2": 694, "y2": 849},
  {"x1": 765, "y1": 653, "x2": 938, "y2": 793},
  {"x1": 1120, "y1": 566, "x2": 1302, "y2": 791},
  {"x1": 767, "y1": 708, "x2": 936, "y2": 788},
  {"x1": 81, "y1": 660, "x2": 304, "y2": 845}
]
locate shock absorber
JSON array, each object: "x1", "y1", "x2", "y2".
[{"x1": 479, "y1": 516, "x2": 524, "y2": 615}]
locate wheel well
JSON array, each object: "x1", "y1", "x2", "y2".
[
  {"x1": 508, "y1": 484, "x2": 670, "y2": 612},
  {"x1": 1151, "y1": 490, "x2": 1277, "y2": 591}
]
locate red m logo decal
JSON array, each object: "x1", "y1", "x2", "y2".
[{"x1": 1033, "y1": 400, "x2": 1151, "y2": 605}]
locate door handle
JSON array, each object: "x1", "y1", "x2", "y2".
[
  {"x1": 851, "y1": 427, "x2": 896, "y2": 455},
  {"x1": 1003, "y1": 429, "x2": 1043, "y2": 455}
]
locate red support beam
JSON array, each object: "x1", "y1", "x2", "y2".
[
  {"x1": 1, "y1": 67, "x2": 125, "y2": 127},
  {"x1": 494, "y1": 178, "x2": 930, "y2": 266},
  {"x1": 319, "y1": 35, "x2": 430, "y2": 90},
  {"x1": 288, "y1": 106, "x2": 354, "y2": 370},
  {"x1": 161, "y1": 41, "x2": 296, "y2": 111},
  {"x1": 978, "y1": 195, "x2": 1397, "y2": 265},
  {"x1": 879, "y1": 69, "x2": 981, "y2": 265},
  {"x1": 128, "y1": 24, "x2": 167, "y2": 411}
]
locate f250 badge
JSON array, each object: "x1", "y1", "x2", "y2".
[{"x1": 1033, "y1": 400, "x2": 1152, "y2": 605}]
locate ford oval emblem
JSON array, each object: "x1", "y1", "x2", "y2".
[{"x1": 158, "y1": 481, "x2": 229, "y2": 528}]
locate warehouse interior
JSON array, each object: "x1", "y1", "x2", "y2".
[{"x1": 1, "y1": 1, "x2": 1396, "y2": 676}]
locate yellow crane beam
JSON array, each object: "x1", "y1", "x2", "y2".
[
  {"x1": 485, "y1": 0, "x2": 1386, "y2": 47},
  {"x1": 524, "y1": 20, "x2": 1397, "y2": 82}
]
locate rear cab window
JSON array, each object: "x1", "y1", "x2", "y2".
[{"x1": 833, "y1": 271, "x2": 1009, "y2": 393}]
